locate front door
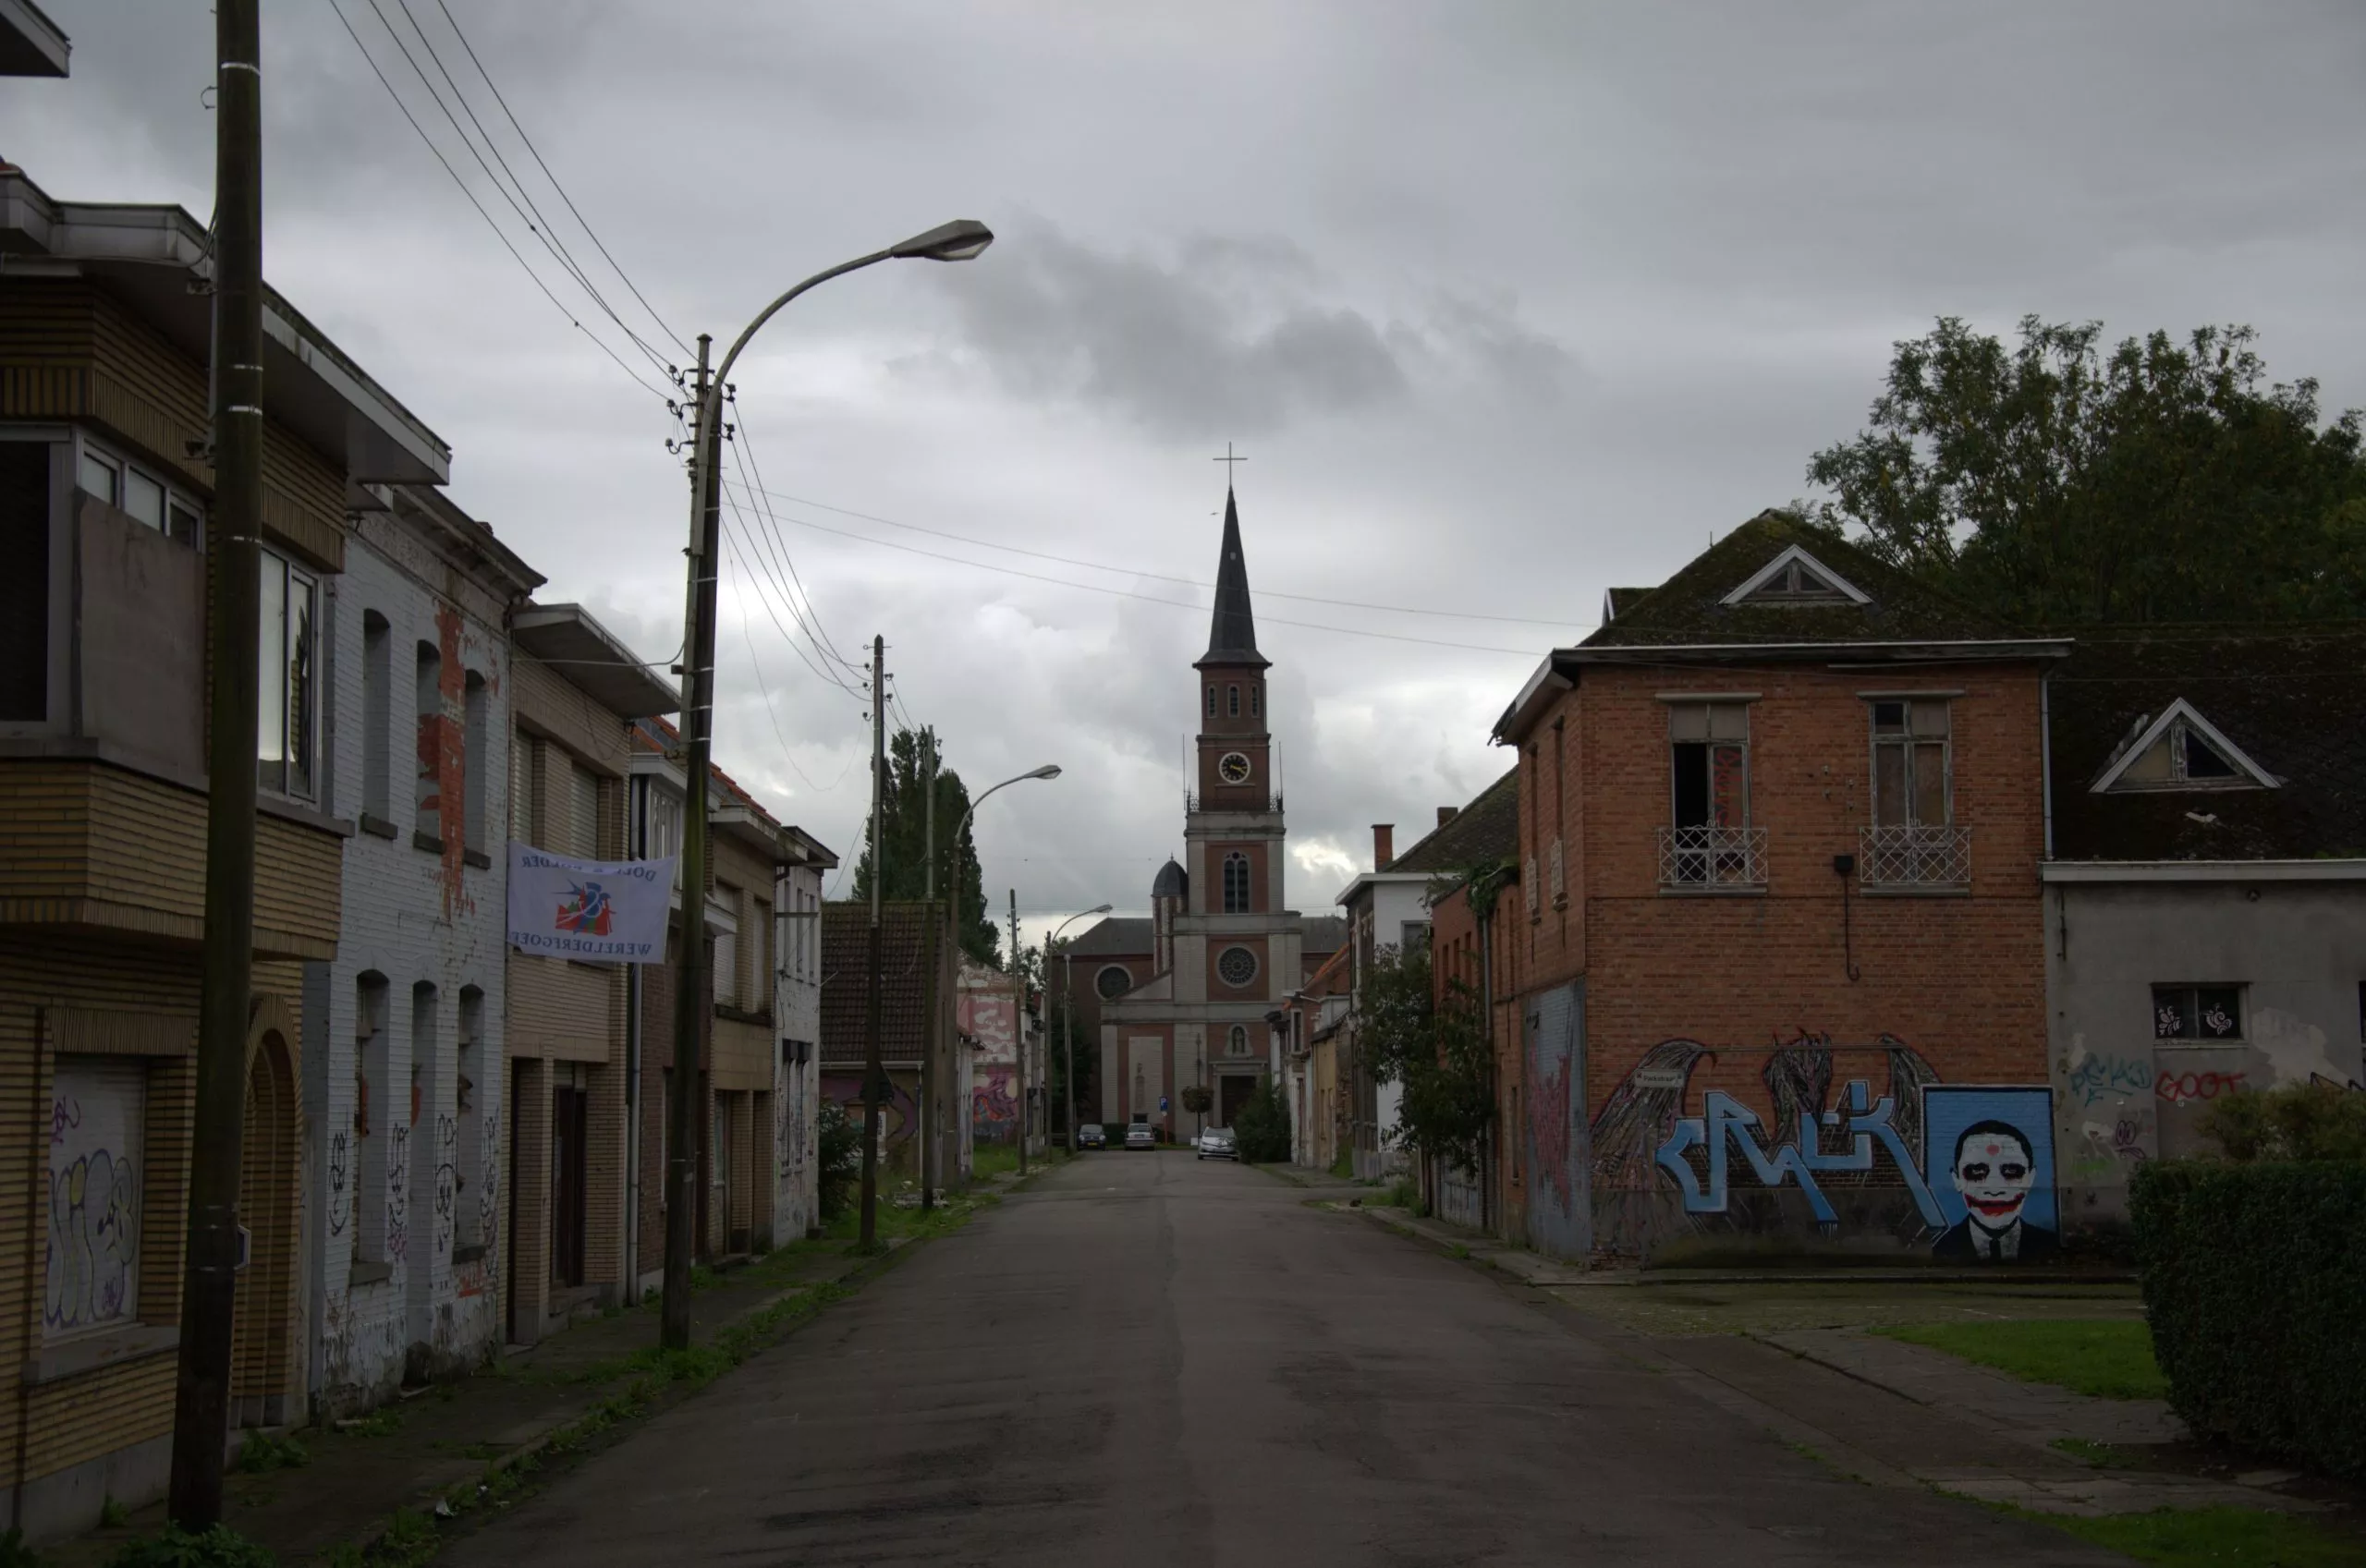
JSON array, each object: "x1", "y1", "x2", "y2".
[
  {"x1": 1218, "y1": 1074, "x2": 1253, "y2": 1128},
  {"x1": 550, "y1": 1083, "x2": 587, "y2": 1289}
]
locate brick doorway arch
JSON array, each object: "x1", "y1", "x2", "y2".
[{"x1": 231, "y1": 995, "x2": 302, "y2": 1428}]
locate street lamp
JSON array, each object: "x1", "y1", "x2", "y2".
[
  {"x1": 923, "y1": 760, "x2": 1060, "y2": 1193},
  {"x1": 1053, "y1": 903, "x2": 1114, "y2": 1166},
  {"x1": 660, "y1": 219, "x2": 994, "y2": 1351}
]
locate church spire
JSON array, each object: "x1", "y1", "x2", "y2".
[{"x1": 1199, "y1": 486, "x2": 1269, "y2": 669}]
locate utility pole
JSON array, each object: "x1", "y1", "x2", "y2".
[
  {"x1": 170, "y1": 0, "x2": 262, "y2": 1525},
  {"x1": 859, "y1": 636, "x2": 886, "y2": 1248},
  {"x1": 1010, "y1": 890, "x2": 1027, "y2": 1174},
  {"x1": 660, "y1": 334, "x2": 718, "y2": 1352},
  {"x1": 1063, "y1": 942, "x2": 1077, "y2": 1158},
  {"x1": 918, "y1": 727, "x2": 936, "y2": 1210}
]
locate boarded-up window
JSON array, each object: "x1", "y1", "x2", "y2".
[{"x1": 45, "y1": 1058, "x2": 144, "y2": 1341}]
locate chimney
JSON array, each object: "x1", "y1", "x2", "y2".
[
  {"x1": 1372, "y1": 823, "x2": 1394, "y2": 868},
  {"x1": 1436, "y1": 806, "x2": 1458, "y2": 829}
]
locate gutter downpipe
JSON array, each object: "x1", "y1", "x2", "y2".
[{"x1": 623, "y1": 768, "x2": 645, "y2": 1301}]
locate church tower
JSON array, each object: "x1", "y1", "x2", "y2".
[{"x1": 1096, "y1": 483, "x2": 1306, "y2": 1136}]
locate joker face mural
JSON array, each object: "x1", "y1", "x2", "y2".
[{"x1": 1932, "y1": 1119, "x2": 2058, "y2": 1263}]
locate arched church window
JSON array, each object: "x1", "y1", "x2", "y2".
[
  {"x1": 1205, "y1": 684, "x2": 1215, "y2": 717},
  {"x1": 1222, "y1": 852, "x2": 1250, "y2": 914},
  {"x1": 1250, "y1": 683, "x2": 1261, "y2": 718},
  {"x1": 1227, "y1": 684, "x2": 1240, "y2": 718},
  {"x1": 1228, "y1": 1025, "x2": 1250, "y2": 1056}
]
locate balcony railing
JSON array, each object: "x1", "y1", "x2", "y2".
[
  {"x1": 1860, "y1": 823, "x2": 1971, "y2": 889},
  {"x1": 1657, "y1": 825, "x2": 1767, "y2": 891}
]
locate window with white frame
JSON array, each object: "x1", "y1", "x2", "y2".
[
  {"x1": 1669, "y1": 702, "x2": 1750, "y2": 833},
  {"x1": 77, "y1": 434, "x2": 201, "y2": 547},
  {"x1": 44, "y1": 1056, "x2": 145, "y2": 1341},
  {"x1": 1222, "y1": 852, "x2": 1251, "y2": 914},
  {"x1": 1870, "y1": 699, "x2": 1951, "y2": 826},
  {"x1": 257, "y1": 547, "x2": 320, "y2": 800}
]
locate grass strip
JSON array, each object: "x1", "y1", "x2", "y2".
[{"x1": 1872, "y1": 1319, "x2": 2168, "y2": 1400}]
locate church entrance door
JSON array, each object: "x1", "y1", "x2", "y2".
[{"x1": 1218, "y1": 1074, "x2": 1254, "y2": 1128}]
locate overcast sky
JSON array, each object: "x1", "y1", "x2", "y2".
[{"x1": 9, "y1": 2, "x2": 2364, "y2": 947}]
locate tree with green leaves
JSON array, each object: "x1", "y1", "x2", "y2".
[
  {"x1": 1807, "y1": 317, "x2": 2366, "y2": 625},
  {"x1": 1353, "y1": 940, "x2": 1494, "y2": 1174},
  {"x1": 848, "y1": 725, "x2": 1000, "y2": 966}
]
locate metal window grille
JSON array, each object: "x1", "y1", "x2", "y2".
[
  {"x1": 1656, "y1": 824, "x2": 1768, "y2": 889},
  {"x1": 1858, "y1": 823, "x2": 1970, "y2": 887}
]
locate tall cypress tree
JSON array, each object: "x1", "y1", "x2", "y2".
[{"x1": 848, "y1": 725, "x2": 1001, "y2": 966}]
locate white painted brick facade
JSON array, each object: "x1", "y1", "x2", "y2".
[
  {"x1": 773, "y1": 862, "x2": 825, "y2": 1241},
  {"x1": 303, "y1": 507, "x2": 514, "y2": 1414}
]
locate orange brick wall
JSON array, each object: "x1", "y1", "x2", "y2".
[{"x1": 1506, "y1": 659, "x2": 2053, "y2": 1255}]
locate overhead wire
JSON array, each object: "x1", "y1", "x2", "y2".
[
  {"x1": 431, "y1": 0, "x2": 692, "y2": 359},
  {"x1": 721, "y1": 510, "x2": 870, "y2": 701},
  {"x1": 726, "y1": 398, "x2": 865, "y2": 675},
  {"x1": 326, "y1": 0, "x2": 668, "y2": 400},
  {"x1": 734, "y1": 504, "x2": 1558, "y2": 657},
  {"x1": 723, "y1": 419, "x2": 864, "y2": 680},
  {"x1": 376, "y1": 0, "x2": 675, "y2": 381},
  {"x1": 716, "y1": 479, "x2": 1587, "y2": 629}
]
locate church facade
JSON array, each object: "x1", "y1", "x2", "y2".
[{"x1": 1095, "y1": 488, "x2": 1332, "y2": 1139}]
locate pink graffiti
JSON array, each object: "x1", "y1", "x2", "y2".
[
  {"x1": 50, "y1": 1096, "x2": 81, "y2": 1144},
  {"x1": 1530, "y1": 1056, "x2": 1573, "y2": 1212},
  {"x1": 2156, "y1": 1069, "x2": 2246, "y2": 1105}
]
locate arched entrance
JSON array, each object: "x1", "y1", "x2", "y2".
[{"x1": 231, "y1": 995, "x2": 301, "y2": 1428}]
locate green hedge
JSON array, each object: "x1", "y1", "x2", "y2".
[{"x1": 2131, "y1": 1160, "x2": 2366, "y2": 1480}]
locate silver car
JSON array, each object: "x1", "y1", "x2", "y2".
[
  {"x1": 1196, "y1": 1128, "x2": 1238, "y2": 1161},
  {"x1": 1125, "y1": 1123, "x2": 1156, "y2": 1149}
]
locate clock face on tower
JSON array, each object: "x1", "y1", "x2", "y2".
[{"x1": 1217, "y1": 751, "x2": 1252, "y2": 784}]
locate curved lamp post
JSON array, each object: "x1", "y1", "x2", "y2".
[
  {"x1": 662, "y1": 219, "x2": 994, "y2": 1349},
  {"x1": 1053, "y1": 902, "x2": 1114, "y2": 1167},
  {"x1": 921, "y1": 760, "x2": 1059, "y2": 1197}
]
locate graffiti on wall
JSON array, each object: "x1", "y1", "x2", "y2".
[
  {"x1": 327, "y1": 1129, "x2": 351, "y2": 1236},
  {"x1": 2155, "y1": 1068, "x2": 2246, "y2": 1105},
  {"x1": 821, "y1": 1073, "x2": 918, "y2": 1147},
  {"x1": 972, "y1": 1066, "x2": 1019, "y2": 1139},
  {"x1": 433, "y1": 1112, "x2": 458, "y2": 1262},
  {"x1": 2067, "y1": 1052, "x2": 2151, "y2": 1108},
  {"x1": 386, "y1": 1122, "x2": 411, "y2": 1262},
  {"x1": 477, "y1": 1117, "x2": 501, "y2": 1267},
  {"x1": 44, "y1": 1064, "x2": 142, "y2": 1336},
  {"x1": 1597, "y1": 1031, "x2": 2056, "y2": 1261}
]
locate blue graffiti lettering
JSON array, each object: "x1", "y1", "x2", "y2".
[{"x1": 1654, "y1": 1078, "x2": 1945, "y2": 1230}]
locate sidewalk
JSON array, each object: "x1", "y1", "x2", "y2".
[
  {"x1": 1354, "y1": 1204, "x2": 2325, "y2": 1520},
  {"x1": 56, "y1": 1177, "x2": 1025, "y2": 1566}
]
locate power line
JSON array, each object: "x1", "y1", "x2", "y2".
[
  {"x1": 726, "y1": 571, "x2": 843, "y2": 796},
  {"x1": 726, "y1": 399, "x2": 864, "y2": 674},
  {"x1": 431, "y1": 0, "x2": 691, "y2": 359},
  {"x1": 376, "y1": 0, "x2": 673, "y2": 380},
  {"x1": 326, "y1": 0, "x2": 667, "y2": 400},
  {"x1": 742, "y1": 505, "x2": 1555, "y2": 657},
  {"x1": 721, "y1": 514, "x2": 870, "y2": 701},
  {"x1": 724, "y1": 419, "x2": 863, "y2": 678},
  {"x1": 717, "y1": 479, "x2": 1588, "y2": 629}
]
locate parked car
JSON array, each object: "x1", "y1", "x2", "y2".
[
  {"x1": 1075, "y1": 1124, "x2": 1107, "y2": 1149},
  {"x1": 1125, "y1": 1123, "x2": 1157, "y2": 1149},
  {"x1": 1196, "y1": 1128, "x2": 1238, "y2": 1162}
]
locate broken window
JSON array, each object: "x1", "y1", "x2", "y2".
[
  {"x1": 1669, "y1": 702, "x2": 1750, "y2": 832},
  {"x1": 2153, "y1": 984, "x2": 2243, "y2": 1042}
]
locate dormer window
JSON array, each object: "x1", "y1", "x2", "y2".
[
  {"x1": 1719, "y1": 543, "x2": 1871, "y2": 608},
  {"x1": 2091, "y1": 699, "x2": 2276, "y2": 795}
]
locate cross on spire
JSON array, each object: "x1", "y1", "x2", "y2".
[{"x1": 1213, "y1": 442, "x2": 1246, "y2": 483}]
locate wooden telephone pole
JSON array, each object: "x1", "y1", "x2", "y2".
[{"x1": 169, "y1": 0, "x2": 262, "y2": 1525}]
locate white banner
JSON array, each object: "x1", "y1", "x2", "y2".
[{"x1": 506, "y1": 845, "x2": 675, "y2": 964}]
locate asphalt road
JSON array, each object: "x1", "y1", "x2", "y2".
[{"x1": 446, "y1": 1153, "x2": 2124, "y2": 1567}]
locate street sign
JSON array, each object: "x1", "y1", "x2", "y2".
[{"x1": 1160, "y1": 1096, "x2": 1169, "y2": 1112}]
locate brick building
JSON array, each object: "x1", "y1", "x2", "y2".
[
  {"x1": 0, "y1": 166, "x2": 445, "y2": 1539},
  {"x1": 819, "y1": 902, "x2": 957, "y2": 1181},
  {"x1": 308, "y1": 486, "x2": 541, "y2": 1404},
  {"x1": 1490, "y1": 514, "x2": 2067, "y2": 1262}
]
